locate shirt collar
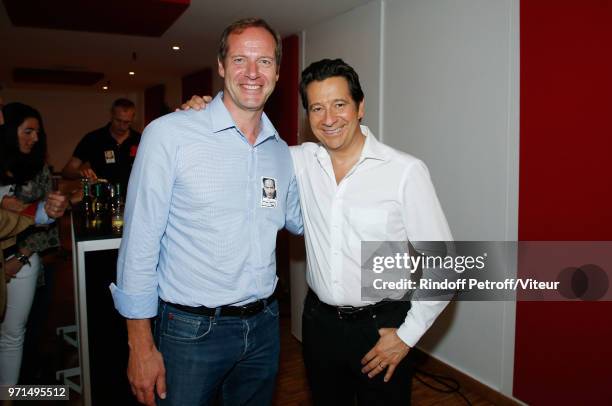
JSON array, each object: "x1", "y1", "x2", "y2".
[
  {"x1": 315, "y1": 124, "x2": 388, "y2": 162},
  {"x1": 209, "y1": 91, "x2": 280, "y2": 143},
  {"x1": 359, "y1": 125, "x2": 388, "y2": 161}
]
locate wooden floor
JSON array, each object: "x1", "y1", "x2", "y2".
[
  {"x1": 272, "y1": 315, "x2": 494, "y2": 406},
  {"x1": 17, "y1": 216, "x2": 494, "y2": 405}
]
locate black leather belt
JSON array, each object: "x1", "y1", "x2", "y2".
[
  {"x1": 308, "y1": 290, "x2": 397, "y2": 321},
  {"x1": 163, "y1": 293, "x2": 276, "y2": 318}
]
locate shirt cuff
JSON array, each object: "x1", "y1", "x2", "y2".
[
  {"x1": 109, "y1": 283, "x2": 159, "y2": 319},
  {"x1": 396, "y1": 300, "x2": 450, "y2": 347},
  {"x1": 35, "y1": 201, "x2": 54, "y2": 225},
  {"x1": 396, "y1": 319, "x2": 424, "y2": 348}
]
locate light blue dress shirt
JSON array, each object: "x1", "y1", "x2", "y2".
[
  {"x1": 111, "y1": 92, "x2": 303, "y2": 319},
  {"x1": 34, "y1": 200, "x2": 52, "y2": 225}
]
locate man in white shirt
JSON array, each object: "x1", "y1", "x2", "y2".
[
  {"x1": 292, "y1": 58, "x2": 453, "y2": 405},
  {"x1": 183, "y1": 58, "x2": 454, "y2": 405}
]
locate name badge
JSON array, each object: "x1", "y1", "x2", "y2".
[
  {"x1": 261, "y1": 176, "x2": 278, "y2": 208},
  {"x1": 104, "y1": 150, "x2": 116, "y2": 164}
]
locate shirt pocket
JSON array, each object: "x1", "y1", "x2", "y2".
[{"x1": 348, "y1": 208, "x2": 389, "y2": 242}]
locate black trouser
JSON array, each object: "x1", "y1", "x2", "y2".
[{"x1": 302, "y1": 290, "x2": 414, "y2": 406}]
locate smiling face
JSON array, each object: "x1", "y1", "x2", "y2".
[
  {"x1": 17, "y1": 117, "x2": 40, "y2": 154},
  {"x1": 218, "y1": 26, "x2": 279, "y2": 114},
  {"x1": 306, "y1": 76, "x2": 365, "y2": 153}
]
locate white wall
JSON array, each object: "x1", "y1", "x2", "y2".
[
  {"x1": 383, "y1": 0, "x2": 519, "y2": 396},
  {"x1": 1, "y1": 88, "x2": 143, "y2": 172},
  {"x1": 291, "y1": 0, "x2": 384, "y2": 340},
  {"x1": 302, "y1": 0, "x2": 382, "y2": 138},
  {"x1": 296, "y1": 0, "x2": 520, "y2": 398}
]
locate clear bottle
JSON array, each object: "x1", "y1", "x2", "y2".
[
  {"x1": 111, "y1": 183, "x2": 123, "y2": 233},
  {"x1": 92, "y1": 183, "x2": 105, "y2": 228},
  {"x1": 105, "y1": 182, "x2": 114, "y2": 212},
  {"x1": 80, "y1": 178, "x2": 93, "y2": 226}
]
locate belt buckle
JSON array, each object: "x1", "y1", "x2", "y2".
[{"x1": 337, "y1": 306, "x2": 357, "y2": 320}]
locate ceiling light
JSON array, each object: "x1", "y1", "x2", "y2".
[
  {"x1": 172, "y1": 45, "x2": 180, "y2": 51},
  {"x1": 129, "y1": 71, "x2": 135, "y2": 76},
  {"x1": 102, "y1": 85, "x2": 108, "y2": 90}
]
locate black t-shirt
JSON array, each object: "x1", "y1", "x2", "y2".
[{"x1": 73, "y1": 123, "x2": 141, "y2": 191}]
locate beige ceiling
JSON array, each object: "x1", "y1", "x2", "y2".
[{"x1": 0, "y1": 0, "x2": 371, "y2": 92}]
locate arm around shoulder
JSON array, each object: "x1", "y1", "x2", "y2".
[{"x1": 284, "y1": 174, "x2": 303, "y2": 235}]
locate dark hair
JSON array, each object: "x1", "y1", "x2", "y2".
[
  {"x1": 218, "y1": 18, "x2": 282, "y2": 69},
  {"x1": 299, "y1": 58, "x2": 364, "y2": 110},
  {"x1": 0, "y1": 102, "x2": 47, "y2": 186},
  {"x1": 111, "y1": 98, "x2": 135, "y2": 111}
]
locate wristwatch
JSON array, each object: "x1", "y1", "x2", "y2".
[{"x1": 15, "y1": 252, "x2": 31, "y2": 267}]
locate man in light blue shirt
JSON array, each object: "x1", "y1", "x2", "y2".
[{"x1": 110, "y1": 18, "x2": 302, "y2": 406}]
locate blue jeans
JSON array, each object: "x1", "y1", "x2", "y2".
[{"x1": 154, "y1": 300, "x2": 280, "y2": 406}]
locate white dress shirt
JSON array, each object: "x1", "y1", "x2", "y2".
[{"x1": 290, "y1": 125, "x2": 453, "y2": 347}]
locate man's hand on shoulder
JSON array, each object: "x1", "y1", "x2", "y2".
[
  {"x1": 177, "y1": 95, "x2": 212, "y2": 111},
  {"x1": 360, "y1": 328, "x2": 411, "y2": 382}
]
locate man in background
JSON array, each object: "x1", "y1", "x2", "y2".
[{"x1": 62, "y1": 98, "x2": 141, "y2": 191}]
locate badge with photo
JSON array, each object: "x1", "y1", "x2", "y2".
[
  {"x1": 261, "y1": 176, "x2": 278, "y2": 208},
  {"x1": 104, "y1": 150, "x2": 116, "y2": 163}
]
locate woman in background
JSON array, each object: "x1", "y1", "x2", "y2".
[{"x1": 0, "y1": 102, "x2": 59, "y2": 385}]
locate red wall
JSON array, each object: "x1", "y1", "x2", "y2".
[
  {"x1": 515, "y1": 1, "x2": 612, "y2": 404},
  {"x1": 181, "y1": 68, "x2": 212, "y2": 104},
  {"x1": 265, "y1": 35, "x2": 300, "y2": 146},
  {"x1": 263, "y1": 35, "x2": 300, "y2": 298},
  {"x1": 144, "y1": 84, "x2": 166, "y2": 125}
]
